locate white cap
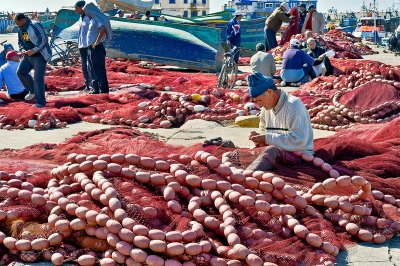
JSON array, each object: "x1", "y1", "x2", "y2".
[
  {"x1": 290, "y1": 38, "x2": 300, "y2": 46},
  {"x1": 280, "y1": 2, "x2": 289, "y2": 10},
  {"x1": 234, "y1": 11, "x2": 244, "y2": 16}
]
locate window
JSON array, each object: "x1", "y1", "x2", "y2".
[
  {"x1": 155, "y1": 0, "x2": 159, "y2": 3},
  {"x1": 193, "y1": 0, "x2": 197, "y2": 3},
  {"x1": 184, "y1": 0, "x2": 188, "y2": 3},
  {"x1": 202, "y1": 0, "x2": 206, "y2": 4},
  {"x1": 202, "y1": 10, "x2": 206, "y2": 16},
  {"x1": 191, "y1": 11, "x2": 198, "y2": 17},
  {"x1": 169, "y1": 0, "x2": 175, "y2": 3},
  {"x1": 183, "y1": 10, "x2": 188, "y2": 17}
]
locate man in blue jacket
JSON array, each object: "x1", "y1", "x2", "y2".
[
  {"x1": 226, "y1": 11, "x2": 243, "y2": 64},
  {"x1": 15, "y1": 13, "x2": 51, "y2": 108},
  {"x1": 280, "y1": 39, "x2": 315, "y2": 86}
]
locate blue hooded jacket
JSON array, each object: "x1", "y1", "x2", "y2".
[{"x1": 226, "y1": 17, "x2": 241, "y2": 46}]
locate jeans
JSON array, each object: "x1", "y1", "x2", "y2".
[
  {"x1": 265, "y1": 29, "x2": 278, "y2": 51},
  {"x1": 246, "y1": 146, "x2": 302, "y2": 171},
  {"x1": 230, "y1": 43, "x2": 240, "y2": 64},
  {"x1": 88, "y1": 43, "x2": 109, "y2": 93},
  {"x1": 79, "y1": 47, "x2": 92, "y2": 88},
  {"x1": 17, "y1": 55, "x2": 47, "y2": 106}
]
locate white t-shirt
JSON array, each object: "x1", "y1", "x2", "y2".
[
  {"x1": 87, "y1": 18, "x2": 106, "y2": 46},
  {"x1": 78, "y1": 15, "x2": 90, "y2": 48}
]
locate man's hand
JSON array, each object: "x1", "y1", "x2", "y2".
[
  {"x1": 250, "y1": 134, "x2": 266, "y2": 146},
  {"x1": 91, "y1": 43, "x2": 98, "y2": 49},
  {"x1": 249, "y1": 131, "x2": 258, "y2": 140},
  {"x1": 317, "y1": 54, "x2": 326, "y2": 61},
  {"x1": 23, "y1": 49, "x2": 35, "y2": 56}
]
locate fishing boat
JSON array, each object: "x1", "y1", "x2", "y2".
[
  {"x1": 97, "y1": 0, "x2": 154, "y2": 12},
  {"x1": 353, "y1": 17, "x2": 387, "y2": 40},
  {"x1": 339, "y1": 12, "x2": 357, "y2": 33},
  {"x1": 53, "y1": 8, "x2": 223, "y2": 71}
]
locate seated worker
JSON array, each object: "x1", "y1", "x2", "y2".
[
  {"x1": 0, "y1": 43, "x2": 15, "y2": 67},
  {"x1": 0, "y1": 51, "x2": 29, "y2": 100},
  {"x1": 300, "y1": 30, "x2": 319, "y2": 50},
  {"x1": 246, "y1": 72, "x2": 314, "y2": 171},
  {"x1": 306, "y1": 38, "x2": 333, "y2": 76},
  {"x1": 115, "y1": 9, "x2": 125, "y2": 18},
  {"x1": 142, "y1": 11, "x2": 152, "y2": 21},
  {"x1": 280, "y1": 39, "x2": 315, "y2": 86},
  {"x1": 250, "y1": 43, "x2": 276, "y2": 78}
]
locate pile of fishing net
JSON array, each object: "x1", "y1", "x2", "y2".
[
  {"x1": 291, "y1": 59, "x2": 400, "y2": 131},
  {"x1": 45, "y1": 58, "x2": 220, "y2": 94},
  {"x1": 0, "y1": 117, "x2": 399, "y2": 266},
  {"x1": 270, "y1": 30, "x2": 376, "y2": 60},
  {"x1": 0, "y1": 85, "x2": 257, "y2": 130}
]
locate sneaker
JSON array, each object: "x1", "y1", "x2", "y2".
[
  {"x1": 25, "y1": 92, "x2": 35, "y2": 101},
  {"x1": 89, "y1": 90, "x2": 99, "y2": 94},
  {"x1": 280, "y1": 81, "x2": 287, "y2": 87},
  {"x1": 34, "y1": 104, "x2": 46, "y2": 108}
]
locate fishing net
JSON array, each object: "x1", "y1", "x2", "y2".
[
  {"x1": 279, "y1": 7, "x2": 299, "y2": 46},
  {"x1": 0, "y1": 117, "x2": 400, "y2": 265},
  {"x1": 271, "y1": 30, "x2": 376, "y2": 59}
]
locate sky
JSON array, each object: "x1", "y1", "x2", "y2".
[{"x1": 0, "y1": 0, "x2": 395, "y2": 13}]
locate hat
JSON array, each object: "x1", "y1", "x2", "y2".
[
  {"x1": 116, "y1": 9, "x2": 124, "y2": 14},
  {"x1": 308, "y1": 4, "x2": 315, "y2": 10},
  {"x1": 6, "y1": 51, "x2": 18, "y2": 60},
  {"x1": 299, "y1": 3, "x2": 306, "y2": 8},
  {"x1": 280, "y1": 2, "x2": 289, "y2": 10},
  {"x1": 247, "y1": 72, "x2": 276, "y2": 98},
  {"x1": 74, "y1": 0, "x2": 86, "y2": 8},
  {"x1": 3, "y1": 43, "x2": 14, "y2": 50},
  {"x1": 234, "y1": 11, "x2": 244, "y2": 16},
  {"x1": 290, "y1": 38, "x2": 300, "y2": 47}
]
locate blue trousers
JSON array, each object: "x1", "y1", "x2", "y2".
[
  {"x1": 88, "y1": 43, "x2": 109, "y2": 93},
  {"x1": 79, "y1": 47, "x2": 92, "y2": 89},
  {"x1": 17, "y1": 55, "x2": 47, "y2": 106},
  {"x1": 265, "y1": 29, "x2": 278, "y2": 51}
]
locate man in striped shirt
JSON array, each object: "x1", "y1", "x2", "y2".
[{"x1": 246, "y1": 72, "x2": 314, "y2": 171}]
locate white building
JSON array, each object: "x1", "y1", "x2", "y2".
[{"x1": 152, "y1": 0, "x2": 210, "y2": 17}]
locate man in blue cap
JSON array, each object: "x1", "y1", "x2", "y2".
[
  {"x1": 75, "y1": 0, "x2": 92, "y2": 92},
  {"x1": 246, "y1": 72, "x2": 314, "y2": 171},
  {"x1": 0, "y1": 43, "x2": 15, "y2": 67}
]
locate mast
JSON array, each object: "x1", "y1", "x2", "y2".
[{"x1": 373, "y1": 0, "x2": 377, "y2": 43}]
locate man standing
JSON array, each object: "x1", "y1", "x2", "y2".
[
  {"x1": 264, "y1": 2, "x2": 291, "y2": 51},
  {"x1": 15, "y1": 13, "x2": 51, "y2": 108},
  {"x1": 302, "y1": 5, "x2": 325, "y2": 35},
  {"x1": 246, "y1": 72, "x2": 314, "y2": 171},
  {"x1": 298, "y1": 3, "x2": 308, "y2": 34},
  {"x1": 83, "y1": 2, "x2": 113, "y2": 94},
  {"x1": 74, "y1": 0, "x2": 92, "y2": 92},
  {"x1": 226, "y1": 11, "x2": 243, "y2": 64},
  {"x1": 250, "y1": 43, "x2": 276, "y2": 78},
  {"x1": 0, "y1": 43, "x2": 15, "y2": 67},
  {"x1": 0, "y1": 51, "x2": 29, "y2": 100}
]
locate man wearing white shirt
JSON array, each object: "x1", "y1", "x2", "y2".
[{"x1": 75, "y1": 0, "x2": 92, "y2": 91}]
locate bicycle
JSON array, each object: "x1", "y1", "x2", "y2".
[
  {"x1": 49, "y1": 30, "x2": 80, "y2": 67},
  {"x1": 218, "y1": 46, "x2": 248, "y2": 90}
]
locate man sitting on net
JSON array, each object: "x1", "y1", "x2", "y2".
[
  {"x1": 250, "y1": 43, "x2": 276, "y2": 78},
  {"x1": 306, "y1": 38, "x2": 333, "y2": 76},
  {"x1": 246, "y1": 72, "x2": 314, "y2": 171},
  {"x1": 280, "y1": 39, "x2": 315, "y2": 86},
  {"x1": 0, "y1": 51, "x2": 30, "y2": 100}
]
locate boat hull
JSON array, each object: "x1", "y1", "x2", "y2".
[{"x1": 54, "y1": 9, "x2": 223, "y2": 72}]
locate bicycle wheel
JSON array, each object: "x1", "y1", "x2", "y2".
[
  {"x1": 218, "y1": 63, "x2": 230, "y2": 89},
  {"x1": 227, "y1": 63, "x2": 238, "y2": 90},
  {"x1": 66, "y1": 43, "x2": 80, "y2": 66}
]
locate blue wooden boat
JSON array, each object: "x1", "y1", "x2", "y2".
[{"x1": 54, "y1": 8, "x2": 223, "y2": 71}]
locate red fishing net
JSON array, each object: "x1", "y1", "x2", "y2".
[
  {"x1": 279, "y1": 7, "x2": 299, "y2": 46},
  {"x1": 0, "y1": 117, "x2": 399, "y2": 265},
  {"x1": 271, "y1": 30, "x2": 376, "y2": 59}
]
